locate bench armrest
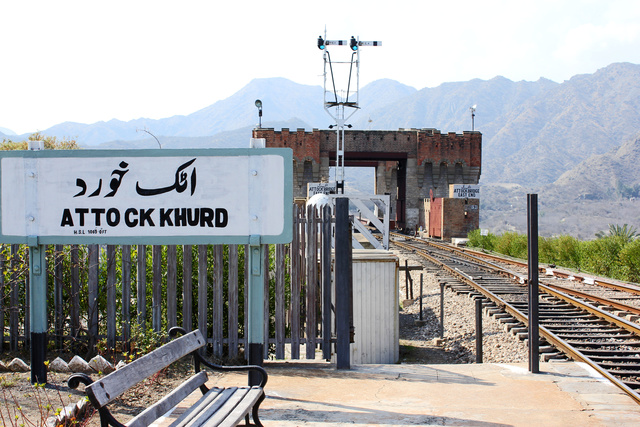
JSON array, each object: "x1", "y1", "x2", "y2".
[
  {"x1": 169, "y1": 327, "x2": 268, "y2": 388},
  {"x1": 68, "y1": 373, "x2": 93, "y2": 389}
]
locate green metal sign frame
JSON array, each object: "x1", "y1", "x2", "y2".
[{"x1": 0, "y1": 148, "x2": 293, "y2": 245}]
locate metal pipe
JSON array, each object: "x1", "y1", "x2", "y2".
[
  {"x1": 440, "y1": 282, "x2": 445, "y2": 339},
  {"x1": 419, "y1": 274, "x2": 424, "y2": 322},
  {"x1": 475, "y1": 297, "x2": 483, "y2": 364},
  {"x1": 528, "y1": 193, "x2": 539, "y2": 374}
]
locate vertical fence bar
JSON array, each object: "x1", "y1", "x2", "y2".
[
  {"x1": 198, "y1": 245, "x2": 208, "y2": 343},
  {"x1": 0, "y1": 247, "x2": 5, "y2": 352},
  {"x1": 244, "y1": 244, "x2": 249, "y2": 355},
  {"x1": 54, "y1": 244, "x2": 64, "y2": 348},
  {"x1": 228, "y1": 245, "x2": 239, "y2": 358},
  {"x1": 213, "y1": 245, "x2": 224, "y2": 357},
  {"x1": 137, "y1": 245, "x2": 147, "y2": 329},
  {"x1": 152, "y1": 245, "x2": 162, "y2": 333},
  {"x1": 306, "y1": 205, "x2": 316, "y2": 359},
  {"x1": 70, "y1": 245, "x2": 80, "y2": 343},
  {"x1": 335, "y1": 198, "x2": 352, "y2": 369},
  {"x1": 275, "y1": 244, "x2": 286, "y2": 360},
  {"x1": 263, "y1": 245, "x2": 270, "y2": 359},
  {"x1": 182, "y1": 245, "x2": 193, "y2": 332},
  {"x1": 321, "y1": 204, "x2": 332, "y2": 361},
  {"x1": 122, "y1": 245, "x2": 132, "y2": 344},
  {"x1": 10, "y1": 244, "x2": 19, "y2": 351},
  {"x1": 290, "y1": 206, "x2": 301, "y2": 359},
  {"x1": 167, "y1": 245, "x2": 177, "y2": 329},
  {"x1": 107, "y1": 245, "x2": 117, "y2": 349},
  {"x1": 88, "y1": 244, "x2": 99, "y2": 349}
]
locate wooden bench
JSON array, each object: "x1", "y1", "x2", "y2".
[{"x1": 68, "y1": 327, "x2": 268, "y2": 427}]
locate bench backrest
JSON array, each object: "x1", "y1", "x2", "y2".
[{"x1": 86, "y1": 329, "x2": 206, "y2": 408}]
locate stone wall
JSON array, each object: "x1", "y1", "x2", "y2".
[{"x1": 255, "y1": 128, "x2": 482, "y2": 230}]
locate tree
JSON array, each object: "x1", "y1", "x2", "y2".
[{"x1": 595, "y1": 224, "x2": 639, "y2": 243}]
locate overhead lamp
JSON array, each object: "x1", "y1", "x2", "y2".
[
  {"x1": 349, "y1": 36, "x2": 358, "y2": 51},
  {"x1": 255, "y1": 99, "x2": 263, "y2": 128},
  {"x1": 469, "y1": 104, "x2": 476, "y2": 131}
]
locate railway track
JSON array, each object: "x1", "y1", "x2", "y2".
[{"x1": 390, "y1": 234, "x2": 640, "y2": 405}]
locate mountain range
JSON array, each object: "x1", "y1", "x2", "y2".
[{"x1": 3, "y1": 62, "x2": 640, "y2": 239}]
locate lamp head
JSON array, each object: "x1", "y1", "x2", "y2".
[
  {"x1": 350, "y1": 36, "x2": 358, "y2": 51},
  {"x1": 255, "y1": 99, "x2": 262, "y2": 110}
]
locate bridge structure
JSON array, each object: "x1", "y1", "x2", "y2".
[{"x1": 254, "y1": 127, "x2": 482, "y2": 231}]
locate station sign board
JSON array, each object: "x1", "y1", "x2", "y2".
[
  {"x1": 450, "y1": 184, "x2": 480, "y2": 199},
  {"x1": 307, "y1": 182, "x2": 337, "y2": 197},
  {"x1": 0, "y1": 148, "x2": 292, "y2": 245}
]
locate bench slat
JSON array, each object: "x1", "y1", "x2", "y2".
[
  {"x1": 168, "y1": 387, "x2": 225, "y2": 427},
  {"x1": 125, "y1": 371, "x2": 208, "y2": 427},
  {"x1": 183, "y1": 388, "x2": 240, "y2": 427},
  {"x1": 209, "y1": 387, "x2": 263, "y2": 427},
  {"x1": 88, "y1": 330, "x2": 206, "y2": 407}
]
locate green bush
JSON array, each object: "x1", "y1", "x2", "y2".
[
  {"x1": 466, "y1": 228, "x2": 639, "y2": 283},
  {"x1": 619, "y1": 239, "x2": 640, "y2": 283},
  {"x1": 494, "y1": 232, "x2": 528, "y2": 259},
  {"x1": 580, "y1": 236, "x2": 627, "y2": 279},
  {"x1": 549, "y1": 235, "x2": 582, "y2": 270},
  {"x1": 467, "y1": 229, "x2": 496, "y2": 251}
]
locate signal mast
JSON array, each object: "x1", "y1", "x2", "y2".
[{"x1": 317, "y1": 33, "x2": 381, "y2": 193}]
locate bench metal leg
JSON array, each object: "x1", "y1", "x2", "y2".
[{"x1": 251, "y1": 392, "x2": 266, "y2": 427}]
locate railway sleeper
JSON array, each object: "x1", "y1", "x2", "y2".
[
  {"x1": 502, "y1": 321, "x2": 523, "y2": 331},
  {"x1": 541, "y1": 352, "x2": 569, "y2": 362},
  {"x1": 493, "y1": 313, "x2": 513, "y2": 320},
  {"x1": 555, "y1": 333, "x2": 637, "y2": 340},
  {"x1": 538, "y1": 345, "x2": 556, "y2": 353},
  {"x1": 510, "y1": 326, "x2": 528, "y2": 336},
  {"x1": 485, "y1": 307, "x2": 502, "y2": 316}
]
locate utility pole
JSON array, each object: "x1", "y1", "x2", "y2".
[{"x1": 317, "y1": 33, "x2": 381, "y2": 193}]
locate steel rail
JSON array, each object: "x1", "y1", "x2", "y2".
[
  {"x1": 391, "y1": 232, "x2": 640, "y2": 296},
  {"x1": 544, "y1": 282, "x2": 640, "y2": 317},
  {"x1": 391, "y1": 237, "x2": 640, "y2": 405}
]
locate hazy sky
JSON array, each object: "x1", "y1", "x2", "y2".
[{"x1": 2, "y1": 0, "x2": 640, "y2": 134}]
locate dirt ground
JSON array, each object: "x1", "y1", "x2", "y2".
[{"x1": 0, "y1": 322, "x2": 461, "y2": 427}]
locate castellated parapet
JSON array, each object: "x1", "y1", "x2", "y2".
[{"x1": 253, "y1": 128, "x2": 482, "y2": 231}]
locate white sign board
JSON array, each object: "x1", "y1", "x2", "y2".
[
  {"x1": 307, "y1": 182, "x2": 337, "y2": 196},
  {"x1": 0, "y1": 148, "x2": 292, "y2": 244},
  {"x1": 450, "y1": 184, "x2": 480, "y2": 199}
]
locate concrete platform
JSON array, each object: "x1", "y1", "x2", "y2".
[{"x1": 155, "y1": 361, "x2": 639, "y2": 426}]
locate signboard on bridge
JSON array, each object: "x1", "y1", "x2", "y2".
[
  {"x1": 0, "y1": 148, "x2": 292, "y2": 245},
  {"x1": 450, "y1": 184, "x2": 480, "y2": 199},
  {"x1": 307, "y1": 182, "x2": 337, "y2": 196}
]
